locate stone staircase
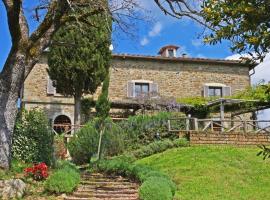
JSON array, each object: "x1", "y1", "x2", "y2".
[{"x1": 64, "y1": 173, "x2": 139, "y2": 200}]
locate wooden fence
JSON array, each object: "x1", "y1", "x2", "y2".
[{"x1": 168, "y1": 118, "x2": 270, "y2": 134}]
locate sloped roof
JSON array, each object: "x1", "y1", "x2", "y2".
[{"x1": 112, "y1": 54, "x2": 257, "y2": 69}]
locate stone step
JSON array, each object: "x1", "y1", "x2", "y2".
[
  {"x1": 72, "y1": 192, "x2": 138, "y2": 198},
  {"x1": 77, "y1": 188, "x2": 137, "y2": 194},
  {"x1": 80, "y1": 181, "x2": 135, "y2": 186},
  {"x1": 65, "y1": 172, "x2": 139, "y2": 200},
  {"x1": 77, "y1": 184, "x2": 137, "y2": 190},
  {"x1": 81, "y1": 178, "x2": 130, "y2": 183},
  {"x1": 81, "y1": 177, "x2": 129, "y2": 182},
  {"x1": 65, "y1": 197, "x2": 138, "y2": 200}
]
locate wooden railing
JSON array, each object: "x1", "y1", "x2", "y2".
[
  {"x1": 168, "y1": 118, "x2": 270, "y2": 134},
  {"x1": 52, "y1": 124, "x2": 84, "y2": 135}
]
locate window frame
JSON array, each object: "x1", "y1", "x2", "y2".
[
  {"x1": 208, "y1": 86, "x2": 223, "y2": 97},
  {"x1": 134, "y1": 82, "x2": 150, "y2": 97}
]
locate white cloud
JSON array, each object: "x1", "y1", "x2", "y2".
[
  {"x1": 140, "y1": 37, "x2": 149, "y2": 46},
  {"x1": 140, "y1": 22, "x2": 163, "y2": 46},
  {"x1": 196, "y1": 54, "x2": 206, "y2": 58},
  {"x1": 191, "y1": 39, "x2": 203, "y2": 47},
  {"x1": 225, "y1": 53, "x2": 252, "y2": 61},
  {"x1": 149, "y1": 22, "x2": 162, "y2": 37}
]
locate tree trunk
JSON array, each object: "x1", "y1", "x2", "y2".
[
  {"x1": 74, "y1": 94, "x2": 82, "y2": 130},
  {"x1": 0, "y1": 51, "x2": 26, "y2": 170}
]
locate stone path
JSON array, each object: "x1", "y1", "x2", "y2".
[{"x1": 64, "y1": 173, "x2": 139, "y2": 200}]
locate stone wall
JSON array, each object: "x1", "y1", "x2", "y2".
[
  {"x1": 22, "y1": 54, "x2": 251, "y2": 123},
  {"x1": 109, "y1": 57, "x2": 250, "y2": 101},
  {"x1": 188, "y1": 131, "x2": 270, "y2": 145}
]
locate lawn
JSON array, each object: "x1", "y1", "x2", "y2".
[{"x1": 136, "y1": 146, "x2": 270, "y2": 200}]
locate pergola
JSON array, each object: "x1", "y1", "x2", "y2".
[{"x1": 207, "y1": 98, "x2": 261, "y2": 121}]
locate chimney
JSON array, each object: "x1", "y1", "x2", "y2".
[{"x1": 158, "y1": 45, "x2": 179, "y2": 58}]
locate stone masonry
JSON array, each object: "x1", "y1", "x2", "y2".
[
  {"x1": 189, "y1": 132, "x2": 270, "y2": 146},
  {"x1": 22, "y1": 52, "x2": 252, "y2": 124}
]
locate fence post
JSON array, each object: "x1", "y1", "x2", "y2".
[
  {"x1": 168, "y1": 120, "x2": 171, "y2": 132},
  {"x1": 186, "y1": 115, "x2": 191, "y2": 131},
  {"x1": 243, "y1": 120, "x2": 247, "y2": 133},
  {"x1": 211, "y1": 120, "x2": 214, "y2": 132},
  {"x1": 194, "y1": 118, "x2": 198, "y2": 131}
]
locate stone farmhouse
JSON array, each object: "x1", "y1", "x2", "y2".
[{"x1": 21, "y1": 45, "x2": 256, "y2": 132}]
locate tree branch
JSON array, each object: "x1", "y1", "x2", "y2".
[{"x1": 2, "y1": 0, "x2": 29, "y2": 48}]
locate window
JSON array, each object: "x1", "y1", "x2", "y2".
[
  {"x1": 208, "y1": 86, "x2": 223, "y2": 97},
  {"x1": 135, "y1": 82, "x2": 150, "y2": 97},
  {"x1": 168, "y1": 49, "x2": 174, "y2": 57}
]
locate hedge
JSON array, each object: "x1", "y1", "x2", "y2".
[
  {"x1": 96, "y1": 156, "x2": 176, "y2": 200},
  {"x1": 45, "y1": 161, "x2": 80, "y2": 194},
  {"x1": 126, "y1": 138, "x2": 189, "y2": 160}
]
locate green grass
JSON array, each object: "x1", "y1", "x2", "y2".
[{"x1": 136, "y1": 146, "x2": 270, "y2": 200}]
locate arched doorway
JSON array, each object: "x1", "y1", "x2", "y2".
[{"x1": 53, "y1": 115, "x2": 72, "y2": 134}]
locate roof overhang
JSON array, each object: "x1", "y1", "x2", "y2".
[{"x1": 112, "y1": 54, "x2": 257, "y2": 69}]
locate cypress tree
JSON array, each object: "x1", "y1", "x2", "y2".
[
  {"x1": 48, "y1": 3, "x2": 111, "y2": 126},
  {"x1": 95, "y1": 74, "x2": 111, "y2": 120}
]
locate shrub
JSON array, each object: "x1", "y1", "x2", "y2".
[
  {"x1": 54, "y1": 135, "x2": 67, "y2": 160},
  {"x1": 101, "y1": 118, "x2": 125, "y2": 157},
  {"x1": 55, "y1": 160, "x2": 78, "y2": 172},
  {"x1": 67, "y1": 122, "x2": 99, "y2": 164},
  {"x1": 96, "y1": 156, "x2": 176, "y2": 200},
  {"x1": 45, "y1": 164, "x2": 80, "y2": 194},
  {"x1": 24, "y1": 162, "x2": 49, "y2": 181},
  {"x1": 129, "y1": 138, "x2": 189, "y2": 159},
  {"x1": 68, "y1": 118, "x2": 125, "y2": 164},
  {"x1": 12, "y1": 109, "x2": 54, "y2": 166},
  {"x1": 139, "y1": 177, "x2": 173, "y2": 200},
  {"x1": 117, "y1": 112, "x2": 185, "y2": 150}
]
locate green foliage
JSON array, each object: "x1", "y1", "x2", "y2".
[
  {"x1": 127, "y1": 138, "x2": 189, "y2": 159},
  {"x1": 0, "y1": 160, "x2": 31, "y2": 180},
  {"x1": 53, "y1": 135, "x2": 66, "y2": 160},
  {"x1": 55, "y1": 160, "x2": 79, "y2": 172},
  {"x1": 137, "y1": 146, "x2": 270, "y2": 200},
  {"x1": 177, "y1": 97, "x2": 215, "y2": 118},
  {"x1": 81, "y1": 97, "x2": 95, "y2": 121},
  {"x1": 12, "y1": 109, "x2": 54, "y2": 166},
  {"x1": 118, "y1": 112, "x2": 178, "y2": 149},
  {"x1": 45, "y1": 163, "x2": 80, "y2": 194},
  {"x1": 96, "y1": 156, "x2": 176, "y2": 200},
  {"x1": 48, "y1": 8, "x2": 111, "y2": 97},
  {"x1": 68, "y1": 118, "x2": 125, "y2": 164},
  {"x1": 101, "y1": 118, "x2": 125, "y2": 157},
  {"x1": 176, "y1": 84, "x2": 270, "y2": 116},
  {"x1": 257, "y1": 145, "x2": 270, "y2": 160},
  {"x1": 96, "y1": 74, "x2": 111, "y2": 120},
  {"x1": 139, "y1": 177, "x2": 173, "y2": 200},
  {"x1": 67, "y1": 122, "x2": 99, "y2": 164},
  {"x1": 202, "y1": 0, "x2": 270, "y2": 60},
  {"x1": 233, "y1": 84, "x2": 270, "y2": 102}
]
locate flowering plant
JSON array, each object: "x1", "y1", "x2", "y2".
[{"x1": 24, "y1": 162, "x2": 49, "y2": 181}]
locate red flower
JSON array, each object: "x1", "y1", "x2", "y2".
[{"x1": 24, "y1": 162, "x2": 49, "y2": 181}]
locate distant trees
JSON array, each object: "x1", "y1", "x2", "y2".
[{"x1": 48, "y1": 6, "x2": 111, "y2": 127}]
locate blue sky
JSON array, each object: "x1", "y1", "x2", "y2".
[{"x1": 1, "y1": 1, "x2": 270, "y2": 120}]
